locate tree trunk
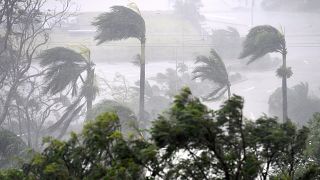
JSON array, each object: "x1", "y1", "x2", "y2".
[
  {"x1": 282, "y1": 52, "x2": 288, "y2": 122},
  {"x1": 85, "y1": 68, "x2": 94, "y2": 120},
  {"x1": 139, "y1": 39, "x2": 146, "y2": 123},
  {"x1": 227, "y1": 83, "x2": 231, "y2": 100},
  {"x1": 0, "y1": 83, "x2": 17, "y2": 125}
]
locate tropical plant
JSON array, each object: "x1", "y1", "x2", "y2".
[
  {"x1": 38, "y1": 47, "x2": 98, "y2": 137},
  {"x1": 93, "y1": 5, "x2": 146, "y2": 122},
  {"x1": 239, "y1": 25, "x2": 290, "y2": 122},
  {"x1": 193, "y1": 49, "x2": 231, "y2": 101}
]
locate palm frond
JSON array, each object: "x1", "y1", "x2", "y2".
[
  {"x1": 93, "y1": 6, "x2": 146, "y2": 44},
  {"x1": 46, "y1": 96, "x2": 84, "y2": 133},
  {"x1": 38, "y1": 47, "x2": 89, "y2": 96},
  {"x1": 193, "y1": 49, "x2": 229, "y2": 85},
  {"x1": 202, "y1": 86, "x2": 228, "y2": 101},
  {"x1": 239, "y1": 25, "x2": 286, "y2": 64}
]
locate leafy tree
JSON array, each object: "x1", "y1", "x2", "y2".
[
  {"x1": 306, "y1": 113, "x2": 320, "y2": 164},
  {"x1": 239, "y1": 25, "x2": 290, "y2": 122},
  {"x1": 86, "y1": 99, "x2": 141, "y2": 138},
  {"x1": 151, "y1": 88, "x2": 259, "y2": 179},
  {"x1": 93, "y1": 5, "x2": 147, "y2": 122},
  {"x1": 171, "y1": 0, "x2": 204, "y2": 29},
  {"x1": 193, "y1": 49, "x2": 231, "y2": 100},
  {"x1": 269, "y1": 83, "x2": 320, "y2": 126},
  {"x1": 210, "y1": 27, "x2": 242, "y2": 59},
  {"x1": 39, "y1": 47, "x2": 98, "y2": 137},
  {"x1": 20, "y1": 113, "x2": 157, "y2": 179},
  {"x1": 151, "y1": 88, "x2": 310, "y2": 179}
]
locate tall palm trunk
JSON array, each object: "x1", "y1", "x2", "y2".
[
  {"x1": 282, "y1": 51, "x2": 288, "y2": 122},
  {"x1": 85, "y1": 68, "x2": 94, "y2": 120},
  {"x1": 139, "y1": 38, "x2": 146, "y2": 122},
  {"x1": 227, "y1": 83, "x2": 231, "y2": 100}
]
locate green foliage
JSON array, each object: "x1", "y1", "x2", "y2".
[
  {"x1": 93, "y1": 6, "x2": 146, "y2": 44},
  {"x1": 193, "y1": 49, "x2": 230, "y2": 101},
  {"x1": 151, "y1": 88, "x2": 310, "y2": 179},
  {"x1": 306, "y1": 113, "x2": 320, "y2": 164},
  {"x1": 239, "y1": 25, "x2": 286, "y2": 64},
  {"x1": 0, "y1": 89, "x2": 315, "y2": 179},
  {"x1": 19, "y1": 112, "x2": 156, "y2": 179}
]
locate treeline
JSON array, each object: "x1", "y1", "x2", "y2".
[{"x1": 1, "y1": 88, "x2": 320, "y2": 179}]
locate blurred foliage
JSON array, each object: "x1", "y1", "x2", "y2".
[
  {"x1": 269, "y1": 83, "x2": 320, "y2": 126},
  {"x1": 0, "y1": 129, "x2": 27, "y2": 169},
  {"x1": 239, "y1": 25, "x2": 286, "y2": 64},
  {"x1": 87, "y1": 99, "x2": 140, "y2": 138},
  {"x1": 193, "y1": 49, "x2": 231, "y2": 101},
  {"x1": 210, "y1": 27, "x2": 242, "y2": 60}
]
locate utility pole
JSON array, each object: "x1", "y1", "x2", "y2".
[{"x1": 250, "y1": 0, "x2": 255, "y2": 27}]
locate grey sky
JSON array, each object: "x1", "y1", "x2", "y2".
[{"x1": 73, "y1": 0, "x2": 171, "y2": 12}]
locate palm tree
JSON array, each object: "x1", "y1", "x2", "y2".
[
  {"x1": 239, "y1": 25, "x2": 290, "y2": 122},
  {"x1": 193, "y1": 49, "x2": 231, "y2": 101},
  {"x1": 39, "y1": 47, "x2": 98, "y2": 137},
  {"x1": 93, "y1": 5, "x2": 146, "y2": 122}
]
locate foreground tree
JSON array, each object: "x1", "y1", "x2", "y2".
[
  {"x1": 193, "y1": 49, "x2": 231, "y2": 100},
  {"x1": 93, "y1": 5, "x2": 146, "y2": 122},
  {"x1": 239, "y1": 25, "x2": 290, "y2": 122}
]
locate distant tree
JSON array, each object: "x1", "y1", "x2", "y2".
[
  {"x1": 86, "y1": 99, "x2": 141, "y2": 138},
  {"x1": 193, "y1": 49, "x2": 231, "y2": 100},
  {"x1": 269, "y1": 83, "x2": 320, "y2": 126},
  {"x1": 240, "y1": 25, "x2": 291, "y2": 122},
  {"x1": 93, "y1": 5, "x2": 147, "y2": 123},
  {"x1": 38, "y1": 47, "x2": 98, "y2": 137},
  {"x1": 210, "y1": 27, "x2": 242, "y2": 59},
  {"x1": 171, "y1": 0, "x2": 204, "y2": 29},
  {"x1": 0, "y1": 129, "x2": 27, "y2": 169}
]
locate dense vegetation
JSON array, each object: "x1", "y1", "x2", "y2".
[
  {"x1": 1, "y1": 0, "x2": 319, "y2": 179},
  {"x1": 1, "y1": 88, "x2": 320, "y2": 179}
]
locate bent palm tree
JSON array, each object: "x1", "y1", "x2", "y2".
[
  {"x1": 193, "y1": 49, "x2": 231, "y2": 101},
  {"x1": 239, "y1": 25, "x2": 290, "y2": 122},
  {"x1": 39, "y1": 47, "x2": 98, "y2": 137},
  {"x1": 93, "y1": 5, "x2": 146, "y2": 122}
]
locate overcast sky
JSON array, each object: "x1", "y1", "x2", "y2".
[
  {"x1": 70, "y1": 0, "x2": 236, "y2": 12},
  {"x1": 72, "y1": 0, "x2": 171, "y2": 12}
]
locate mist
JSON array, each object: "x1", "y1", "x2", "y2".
[{"x1": 1, "y1": 0, "x2": 320, "y2": 179}]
